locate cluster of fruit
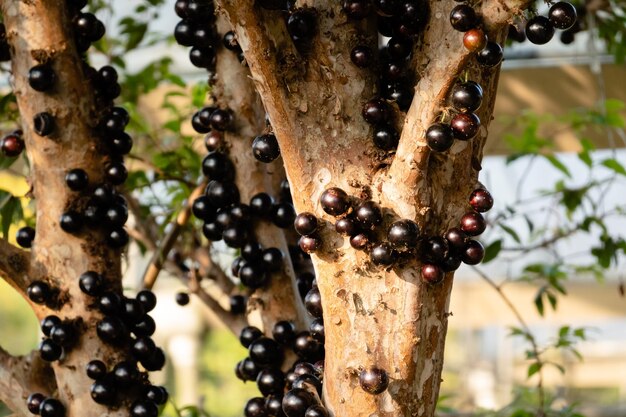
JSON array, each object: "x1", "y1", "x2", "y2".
[
  {"x1": 449, "y1": 4, "x2": 504, "y2": 65},
  {"x1": 173, "y1": 0, "x2": 218, "y2": 69},
  {"x1": 255, "y1": 0, "x2": 317, "y2": 49},
  {"x1": 524, "y1": 2, "x2": 578, "y2": 45}
]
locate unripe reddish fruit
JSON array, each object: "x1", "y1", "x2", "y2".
[{"x1": 463, "y1": 28, "x2": 487, "y2": 52}]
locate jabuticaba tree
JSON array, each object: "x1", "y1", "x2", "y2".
[{"x1": 0, "y1": 0, "x2": 580, "y2": 416}]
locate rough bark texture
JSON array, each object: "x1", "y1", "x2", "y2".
[
  {"x1": 1, "y1": 1, "x2": 128, "y2": 415},
  {"x1": 217, "y1": 0, "x2": 530, "y2": 416}
]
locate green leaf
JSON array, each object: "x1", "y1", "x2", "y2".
[
  {"x1": 482, "y1": 239, "x2": 502, "y2": 264},
  {"x1": 559, "y1": 326, "x2": 570, "y2": 338},
  {"x1": 499, "y1": 224, "x2": 521, "y2": 243},
  {"x1": 546, "y1": 290, "x2": 558, "y2": 311},
  {"x1": 527, "y1": 362, "x2": 542, "y2": 378},
  {"x1": 534, "y1": 287, "x2": 545, "y2": 316},
  {"x1": 601, "y1": 158, "x2": 626, "y2": 176},
  {"x1": 0, "y1": 196, "x2": 22, "y2": 238},
  {"x1": 543, "y1": 154, "x2": 571, "y2": 177}
]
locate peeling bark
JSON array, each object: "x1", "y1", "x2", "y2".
[{"x1": 0, "y1": 237, "x2": 31, "y2": 294}]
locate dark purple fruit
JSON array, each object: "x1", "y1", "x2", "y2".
[
  {"x1": 202, "y1": 152, "x2": 235, "y2": 182},
  {"x1": 27, "y1": 393, "x2": 46, "y2": 414},
  {"x1": 96, "y1": 316, "x2": 128, "y2": 344},
  {"x1": 309, "y1": 318, "x2": 324, "y2": 343},
  {"x1": 287, "y1": 9, "x2": 317, "y2": 41},
  {"x1": 137, "y1": 290, "x2": 157, "y2": 312},
  {"x1": 249, "y1": 337, "x2": 284, "y2": 367},
  {"x1": 469, "y1": 188, "x2": 493, "y2": 212},
  {"x1": 354, "y1": 200, "x2": 382, "y2": 230},
  {"x1": 335, "y1": 217, "x2": 358, "y2": 236},
  {"x1": 320, "y1": 187, "x2": 350, "y2": 216},
  {"x1": 451, "y1": 81, "x2": 483, "y2": 113},
  {"x1": 304, "y1": 405, "x2": 328, "y2": 417},
  {"x1": 250, "y1": 192, "x2": 274, "y2": 217},
  {"x1": 294, "y1": 212, "x2": 318, "y2": 236},
  {"x1": 271, "y1": 202, "x2": 296, "y2": 228},
  {"x1": 143, "y1": 385, "x2": 168, "y2": 405},
  {"x1": 449, "y1": 4, "x2": 478, "y2": 32},
  {"x1": 421, "y1": 263, "x2": 444, "y2": 284},
  {"x1": 373, "y1": 125, "x2": 399, "y2": 151},
  {"x1": 476, "y1": 41, "x2": 503, "y2": 67},
  {"x1": 33, "y1": 112, "x2": 55, "y2": 136},
  {"x1": 98, "y1": 292, "x2": 122, "y2": 315},
  {"x1": 460, "y1": 211, "x2": 486, "y2": 236},
  {"x1": 282, "y1": 388, "x2": 316, "y2": 417},
  {"x1": 525, "y1": 15, "x2": 555, "y2": 45},
  {"x1": 370, "y1": 242, "x2": 397, "y2": 266},
  {"x1": 39, "y1": 398, "x2": 65, "y2": 417},
  {"x1": 245, "y1": 397, "x2": 267, "y2": 417},
  {"x1": 39, "y1": 339, "x2": 62, "y2": 361},
  {"x1": 299, "y1": 235, "x2": 321, "y2": 254},
  {"x1": 60, "y1": 211, "x2": 83, "y2": 233},
  {"x1": 16, "y1": 226, "x2": 35, "y2": 248},
  {"x1": 50, "y1": 322, "x2": 75, "y2": 347},
  {"x1": 65, "y1": 169, "x2": 89, "y2": 191},
  {"x1": 90, "y1": 380, "x2": 117, "y2": 405},
  {"x1": 350, "y1": 45, "x2": 373, "y2": 68},
  {"x1": 342, "y1": 0, "x2": 371, "y2": 19},
  {"x1": 549, "y1": 2, "x2": 577, "y2": 30},
  {"x1": 0, "y1": 133, "x2": 24, "y2": 157},
  {"x1": 304, "y1": 287, "x2": 323, "y2": 318},
  {"x1": 350, "y1": 233, "x2": 370, "y2": 250},
  {"x1": 106, "y1": 228, "x2": 129, "y2": 248},
  {"x1": 41, "y1": 315, "x2": 61, "y2": 337},
  {"x1": 387, "y1": 219, "x2": 420, "y2": 249},
  {"x1": 209, "y1": 109, "x2": 234, "y2": 131},
  {"x1": 257, "y1": 368, "x2": 285, "y2": 396},
  {"x1": 86, "y1": 360, "x2": 107, "y2": 379},
  {"x1": 133, "y1": 315, "x2": 156, "y2": 337},
  {"x1": 262, "y1": 247, "x2": 284, "y2": 272},
  {"x1": 79, "y1": 271, "x2": 103, "y2": 296},
  {"x1": 130, "y1": 400, "x2": 158, "y2": 417},
  {"x1": 359, "y1": 367, "x2": 389, "y2": 394},
  {"x1": 425, "y1": 123, "x2": 454, "y2": 152},
  {"x1": 105, "y1": 162, "x2": 128, "y2": 185},
  {"x1": 28, "y1": 64, "x2": 55, "y2": 92},
  {"x1": 462, "y1": 239, "x2": 484, "y2": 265},
  {"x1": 451, "y1": 113, "x2": 480, "y2": 141},
  {"x1": 175, "y1": 292, "x2": 190, "y2": 306},
  {"x1": 190, "y1": 46, "x2": 216, "y2": 69},
  {"x1": 240, "y1": 326, "x2": 263, "y2": 348},
  {"x1": 272, "y1": 320, "x2": 296, "y2": 345},
  {"x1": 239, "y1": 263, "x2": 269, "y2": 289},
  {"x1": 445, "y1": 227, "x2": 468, "y2": 253},
  {"x1": 362, "y1": 98, "x2": 392, "y2": 125},
  {"x1": 253, "y1": 134, "x2": 280, "y2": 163},
  {"x1": 28, "y1": 281, "x2": 51, "y2": 304},
  {"x1": 420, "y1": 236, "x2": 449, "y2": 263}
]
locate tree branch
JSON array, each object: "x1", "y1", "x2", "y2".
[
  {"x1": 142, "y1": 179, "x2": 208, "y2": 289},
  {"x1": 0, "y1": 347, "x2": 56, "y2": 416},
  {"x1": 0, "y1": 237, "x2": 31, "y2": 293}
]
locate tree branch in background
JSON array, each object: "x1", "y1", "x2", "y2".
[
  {"x1": 142, "y1": 179, "x2": 208, "y2": 289},
  {"x1": 0, "y1": 237, "x2": 31, "y2": 293},
  {"x1": 0, "y1": 347, "x2": 56, "y2": 416}
]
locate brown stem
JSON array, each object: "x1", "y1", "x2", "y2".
[
  {"x1": 0, "y1": 237, "x2": 31, "y2": 293},
  {"x1": 142, "y1": 179, "x2": 208, "y2": 289},
  {"x1": 0, "y1": 347, "x2": 56, "y2": 416}
]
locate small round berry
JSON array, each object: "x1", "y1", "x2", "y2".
[
  {"x1": 460, "y1": 211, "x2": 486, "y2": 236},
  {"x1": 33, "y1": 112, "x2": 55, "y2": 136},
  {"x1": 387, "y1": 219, "x2": 420, "y2": 249},
  {"x1": 96, "y1": 316, "x2": 128, "y2": 344},
  {"x1": 28, "y1": 64, "x2": 56, "y2": 92},
  {"x1": 252, "y1": 134, "x2": 280, "y2": 163},
  {"x1": 175, "y1": 292, "x2": 190, "y2": 306},
  {"x1": 137, "y1": 290, "x2": 157, "y2": 312},
  {"x1": 28, "y1": 281, "x2": 51, "y2": 304},
  {"x1": 282, "y1": 388, "x2": 316, "y2": 417},
  {"x1": 335, "y1": 217, "x2": 358, "y2": 236},
  {"x1": 143, "y1": 385, "x2": 168, "y2": 405},
  {"x1": 370, "y1": 242, "x2": 397, "y2": 266},
  {"x1": 350, "y1": 45, "x2": 373, "y2": 68},
  {"x1": 299, "y1": 235, "x2": 322, "y2": 254},
  {"x1": 27, "y1": 393, "x2": 46, "y2": 414},
  {"x1": 107, "y1": 228, "x2": 129, "y2": 248},
  {"x1": 449, "y1": 4, "x2": 478, "y2": 32},
  {"x1": 41, "y1": 315, "x2": 61, "y2": 337},
  {"x1": 229, "y1": 294, "x2": 246, "y2": 315},
  {"x1": 359, "y1": 367, "x2": 389, "y2": 394},
  {"x1": 256, "y1": 368, "x2": 285, "y2": 396},
  {"x1": 362, "y1": 98, "x2": 392, "y2": 125},
  {"x1": 425, "y1": 123, "x2": 454, "y2": 152},
  {"x1": 421, "y1": 263, "x2": 445, "y2": 284},
  {"x1": 79, "y1": 271, "x2": 104, "y2": 296},
  {"x1": 549, "y1": 2, "x2": 577, "y2": 30},
  {"x1": 16, "y1": 226, "x2": 36, "y2": 248},
  {"x1": 65, "y1": 169, "x2": 89, "y2": 191},
  {"x1": 451, "y1": 113, "x2": 480, "y2": 141},
  {"x1": 469, "y1": 188, "x2": 494, "y2": 212},
  {"x1": 1, "y1": 133, "x2": 25, "y2": 157},
  {"x1": 304, "y1": 286, "x2": 323, "y2": 319},
  {"x1": 240, "y1": 326, "x2": 263, "y2": 348},
  {"x1": 287, "y1": 9, "x2": 317, "y2": 42},
  {"x1": 476, "y1": 42, "x2": 503, "y2": 67},
  {"x1": 244, "y1": 397, "x2": 267, "y2": 417},
  {"x1": 350, "y1": 233, "x2": 370, "y2": 250},
  {"x1": 271, "y1": 202, "x2": 296, "y2": 228},
  {"x1": 342, "y1": 0, "x2": 371, "y2": 19},
  {"x1": 462, "y1": 239, "x2": 485, "y2": 265},
  {"x1": 86, "y1": 359, "x2": 107, "y2": 379},
  {"x1": 262, "y1": 247, "x2": 284, "y2": 272},
  {"x1": 463, "y1": 28, "x2": 487, "y2": 52},
  {"x1": 373, "y1": 125, "x2": 399, "y2": 151},
  {"x1": 525, "y1": 15, "x2": 555, "y2": 45},
  {"x1": 305, "y1": 404, "x2": 329, "y2": 417},
  {"x1": 39, "y1": 339, "x2": 63, "y2": 361},
  {"x1": 294, "y1": 212, "x2": 319, "y2": 236},
  {"x1": 249, "y1": 337, "x2": 284, "y2": 366},
  {"x1": 39, "y1": 398, "x2": 65, "y2": 417},
  {"x1": 90, "y1": 380, "x2": 117, "y2": 405},
  {"x1": 309, "y1": 318, "x2": 325, "y2": 343},
  {"x1": 105, "y1": 162, "x2": 128, "y2": 185},
  {"x1": 209, "y1": 108, "x2": 233, "y2": 131},
  {"x1": 130, "y1": 400, "x2": 158, "y2": 417},
  {"x1": 354, "y1": 200, "x2": 382, "y2": 230},
  {"x1": 250, "y1": 192, "x2": 274, "y2": 217},
  {"x1": 320, "y1": 187, "x2": 351, "y2": 216},
  {"x1": 450, "y1": 81, "x2": 483, "y2": 113}
]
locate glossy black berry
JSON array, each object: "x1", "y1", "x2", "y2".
[
  {"x1": 250, "y1": 192, "x2": 274, "y2": 217},
  {"x1": 292, "y1": 374, "x2": 322, "y2": 395},
  {"x1": 421, "y1": 263, "x2": 444, "y2": 283},
  {"x1": 449, "y1": 4, "x2": 478, "y2": 32},
  {"x1": 133, "y1": 315, "x2": 156, "y2": 337},
  {"x1": 421, "y1": 236, "x2": 449, "y2": 263},
  {"x1": 253, "y1": 134, "x2": 280, "y2": 163},
  {"x1": 525, "y1": 15, "x2": 555, "y2": 45},
  {"x1": 262, "y1": 247, "x2": 284, "y2": 272},
  {"x1": 143, "y1": 385, "x2": 168, "y2": 405},
  {"x1": 27, "y1": 393, "x2": 46, "y2": 414},
  {"x1": 137, "y1": 290, "x2": 157, "y2": 312},
  {"x1": 386, "y1": 37, "x2": 412, "y2": 60},
  {"x1": 294, "y1": 212, "x2": 318, "y2": 236},
  {"x1": 107, "y1": 228, "x2": 129, "y2": 248},
  {"x1": 28, "y1": 64, "x2": 55, "y2": 92},
  {"x1": 476, "y1": 41, "x2": 503, "y2": 67},
  {"x1": 86, "y1": 360, "x2": 107, "y2": 379},
  {"x1": 355, "y1": 200, "x2": 382, "y2": 230},
  {"x1": 370, "y1": 242, "x2": 397, "y2": 266},
  {"x1": 229, "y1": 295, "x2": 246, "y2": 315},
  {"x1": 33, "y1": 112, "x2": 55, "y2": 136},
  {"x1": 425, "y1": 123, "x2": 454, "y2": 152},
  {"x1": 130, "y1": 400, "x2": 158, "y2": 417},
  {"x1": 350, "y1": 232, "x2": 370, "y2": 250},
  {"x1": 90, "y1": 380, "x2": 117, "y2": 405},
  {"x1": 240, "y1": 326, "x2": 263, "y2": 348},
  {"x1": 244, "y1": 397, "x2": 267, "y2": 417},
  {"x1": 343, "y1": 0, "x2": 371, "y2": 19},
  {"x1": 460, "y1": 211, "x2": 486, "y2": 236},
  {"x1": 287, "y1": 9, "x2": 317, "y2": 42},
  {"x1": 39, "y1": 398, "x2": 65, "y2": 417},
  {"x1": 1, "y1": 133, "x2": 25, "y2": 157},
  {"x1": 28, "y1": 281, "x2": 51, "y2": 304},
  {"x1": 350, "y1": 45, "x2": 373, "y2": 68},
  {"x1": 209, "y1": 108, "x2": 233, "y2": 131},
  {"x1": 257, "y1": 368, "x2": 285, "y2": 396},
  {"x1": 387, "y1": 219, "x2": 420, "y2": 249},
  {"x1": 549, "y1": 2, "x2": 577, "y2": 30},
  {"x1": 445, "y1": 227, "x2": 468, "y2": 253},
  {"x1": 359, "y1": 367, "x2": 389, "y2": 394},
  {"x1": 65, "y1": 169, "x2": 88, "y2": 191},
  {"x1": 298, "y1": 235, "x2": 321, "y2": 254},
  {"x1": 122, "y1": 298, "x2": 146, "y2": 324},
  {"x1": 106, "y1": 132, "x2": 133, "y2": 155},
  {"x1": 41, "y1": 315, "x2": 61, "y2": 337},
  {"x1": 239, "y1": 263, "x2": 269, "y2": 289},
  {"x1": 309, "y1": 318, "x2": 324, "y2": 343},
  {"x1": 112, "y1": 360, "x2": 139, "y2": 386},
  {"x1": 175, "y1": 292, "x2": 190, "y2": 306},
  {"x1": 79, "y1": 271, "x2": 103, "y2": 296},
  {"x1": 59, "y1": 211, "x2": 83, "y2": 233},
  {"x1": 272, "y1": 202, "x2": 296, "y2": 228},
  {"x1": 469, "y1": 188, "x2": 494, "y2": 212},
  {"x1": 320, "y1": 187, "x2": 350, "y2": 216},
  {"x1": 373, "y1": 124, "x2": 399, "y2": 151},
  {"x1": 50, "y1": 322, "x2": 75, "y2": 347},
  {"x1": 362, "y1": 98, "x2": 392, "y2": 125},
  {"x1": 139, "y1": 347, "x2": 166, "y2": 372},
  {"x1": 16, "y1": 226, "x2": 36, "y2": 248},
  {"x1": 304, "y1": 286, "x2": 323, "y2": 318},
  {"x1": 249, "y1": 337, "x2": 284, "y2": 366},
  {"x1": 98, "y1": 291, "x2": 122, "y2": 315},
  {"x1": 273, "y1": 320, "x2": 296, "y2": 345},
  {"x1": 202, "y1": 152, "x2": 235, "y2": 181},
  {"x1": 451, "y1": 81, "x2": 483, "y2": 113},
  {"x1": 96, "y1": 316, "x2": 128, "y2": 344},
  {"x1": 451, "y1": 112, "x2": 480, "y2": 141},
  {"x1": 305, "y1": 405, "x2": 329, "y2": 417},
  {"x1": 282, "y1": 388, "x2": 316, "y2": 417},
  {"x1": 462, "y1": 239, "x2": 485, "y2": 265},
  {"x1": 105, "y1": 162, "x2": 127, "y2": 185},
  {"x1": 222, "y1": 225, "x2": 249, "y2": 248},
  {"x1": 335, "y1": 217, "x2": 358, "y2": 236},
  {"x1": 39, "y1": 339, "x2": 62, "y2": 361},
  {"x1": 205, "y1": 180, "x2": 240, "y2": 208},
  {"x1": 190, "y1": 46, "x2": 216, "y2": 69}
]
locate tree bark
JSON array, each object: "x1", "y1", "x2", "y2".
[
  {"x1": 217, "y1": 0, "x2": 530, "y2": 415},
  {"x1": 1, "y1": 1, "x2": 129, "y2": 415}
]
